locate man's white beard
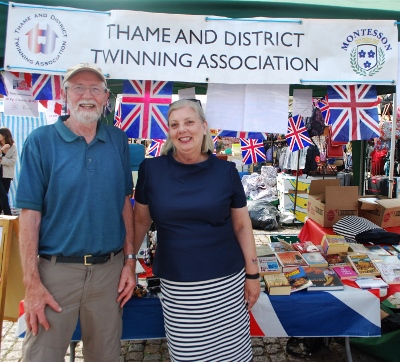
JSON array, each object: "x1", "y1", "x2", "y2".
[{"x1": 69, "y1": 101, "x2": 102, "y2": 124}]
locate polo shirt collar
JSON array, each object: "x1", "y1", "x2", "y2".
[{"x1": 54, "y1": 115, "x2": 107, "y2": 143}]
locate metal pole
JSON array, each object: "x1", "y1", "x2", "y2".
[{"x1": 389, "y1": 94, "x2": 397, "y2": 198}]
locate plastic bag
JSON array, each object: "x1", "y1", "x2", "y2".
[{"x1": 247, "y1": 199, "x2": 280, "y2": 230}]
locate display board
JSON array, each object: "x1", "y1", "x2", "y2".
[{"x1": 0, "y1": 216, "x2": 23, "y2": 337}]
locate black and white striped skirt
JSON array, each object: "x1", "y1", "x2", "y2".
[{"x1": 160, "y1": 269, "x2": 252, "y2": 362}]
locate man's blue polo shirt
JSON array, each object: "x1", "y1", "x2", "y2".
[{"x1": 16, "y1": 116, "x2": 133, "y2": 256}]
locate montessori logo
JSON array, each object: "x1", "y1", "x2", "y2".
[
  {"x1": 13, "y1": 13, "x2": 68, "y2": 66},
  {"x1": 341, "y1": 29, "x2": 392, "y2": 77}
]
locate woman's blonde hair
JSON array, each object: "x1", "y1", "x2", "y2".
[{"x1": 161, "y1": 99, "x2": 214, "y2": 156}]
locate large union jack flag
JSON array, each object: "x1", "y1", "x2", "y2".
[
  {"x1": 240, "y1": 138, "x2": 266, "y2": 165},
  {"x1": 31, "y1": 74, "x2": 63, "y2": 100},
  {"x1": 314, "y1": 96, "x2": 331, "y2": 126},
  {"x1": 285, "y1": 114, "x2": 313, "y2": 152},
  {"x1": 328, "y1": 84, "x2": 380, "y2": 142},
  {"x1": 147, "y1": 139, "x2": 166, "y2": 157},
  {"x1": 120, "y1": 80, "x2": 172, "y2": 139},
  {"x1": 219, "y1": 130, "x2": 268, "y2": 140}
]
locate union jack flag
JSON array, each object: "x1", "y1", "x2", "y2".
[
  {"x1": 240, "y1": 138, "x2": 266, "y2": 165},
  {"x1": 0, "y1": 74, "x2": 7, "y2": 96},
  {"x1": 120, "y1": 80, "x2": 172, "y2": 139},
  {"x1": 8, "y1": 72, "x2": 62, "y2": 100},
  {"x1": 328, "y1": 84, "x2": 380, "y2": 142},
  {"x1": 285, "y1": 114, "x2": 313, "y2": 152},
  {"x1": 147, "y1": 139, "x2": 166, "y2": 157},
  {"x1": 314, "y1": 96, "x2": 331, "y2": 125},
  {"x1": 114, "y1": 97, "x2": 122, "y2": 128},
  {"x1": 31, "y1": 74, "x2": 63, "y2": 100},
  {"x1": 39, "y1": 100, "x2": 64, "y2": 115},
  {"x1": 219, "y1": 130, "x2": 268, "y2": 140}
]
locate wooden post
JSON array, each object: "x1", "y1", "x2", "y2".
[{"x1": 0, "y1": 216, "x2": 23, "y2": 347}]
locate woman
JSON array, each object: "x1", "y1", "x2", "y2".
[
  {"x1": 0, "y1": 127, "x2": 17, "y2": 215},
  {"x1": 133, "y1": 99, "x2": 260, "y2": 362}
]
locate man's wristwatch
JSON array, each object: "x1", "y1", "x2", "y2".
[{"x1": 124, "y1": 254, "x2": 137, "y2": 261}]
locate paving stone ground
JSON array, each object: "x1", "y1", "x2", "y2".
[{"x1": 0, "y1": 225, "x2": 385, "y2": 361}]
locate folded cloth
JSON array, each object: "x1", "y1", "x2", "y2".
[
  {"x1": 355, "y1": 228, "x2": 400, "y2": 245},
  {"x1": 333, "y1": 216, "x2": 381, "y2": 242}
]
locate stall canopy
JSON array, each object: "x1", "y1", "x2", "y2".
[{"x1": 1, "y1": 0, "x2": 400, "y2": 96}]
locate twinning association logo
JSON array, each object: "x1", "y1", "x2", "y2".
[
  {"x1": 341, "y1": 29, "x2": 393, "y2": 77},
  {"x1": 13, "y1": 13, "x2": 68, "y2": 66}
]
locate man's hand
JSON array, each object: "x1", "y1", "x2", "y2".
[
  {"x1": 24, "y1": 282, "x2": 62, "y2": 336},
  {"x1": 117, "y1": 261, "x2": 136, "y2": 308}
]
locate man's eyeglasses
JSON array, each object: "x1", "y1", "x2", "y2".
[{"x1": 66, "y1": 85, "x2": 108, "y2": 96}]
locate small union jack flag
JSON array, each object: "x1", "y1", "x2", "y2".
[
  {"x1": 328, "y1": 84, "x2": 380, "y2": 142},
  {"x1": 8, "y1": 72, "x2": 62, "y2": 100},
  {"x1": 147, "y1": 139, "x2": 166, "y2": 157},
  {"x1": 0, "y1": 74, "x2": 7, "y2": 96},
  {"x1": 31, "y1": 74, "x2": 63, "y2": 100},
  {"x1": 120, "y1": 80, "x2": 172, "y2": 139},
  {"x1": 285, "y1": 114, "x2": 313, "y2": 152},
  {"x1": 219, "y1": 130, "x2": 268, "y2": 140},
  {"x1": 114, "y1": 97, "x2": 122, "y2": 128},
  {"x1": 240, "y1": 138, "x2": 266, "y2": 165},
  {"x1": 314, "y1": 96, "x2": 331, "y2": 126},
  {"x1": 39, "y1": 100, "x2": 64, "y2": 115}
]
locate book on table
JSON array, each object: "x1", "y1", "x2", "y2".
[
  {"x1": 292, "y1": 241, "x2": 320, "y2": 253},
  {"x1": 363, "y1": 244, "x2": 392, "y2": 256},
  {"x1": 301, "y1": 252, "x2": 328, "y2": 268},
  {"x1": 355, "y1": 277, "x2": 389, "y2": 289},
  {"x1": 348, "y1": 243, "x2": 369, "y2": 254},
  {"x1": 347, "y1": 253, "x2": 380, "y2": 277},
  {"x1": 373, "y1": 262, "x2": 400, "y2": 284},
  {"x1": 321, "y1": 235, "x2": 349, "y2": 255},
  {"x1": 263, "y1": 273, "x2": 291, "y2": 295},
  {"x1": 323, "y1": 253, "x2": 348, "y2": 267},
  {"x1": 368, "y1": 254, "x2": 400, "y2": 265},
  {"x1": 259, "y1": 255, "x2": 281, "y2": 275},
  {"x1": 270, "y1": 242, "x2": 288, "y2": 253},
  {"x1": 275, "y1": 251, "x2": 309, "y2": 272},
  {"x1": 381, "y1": 245, "x2": 400, "y2": 256},
  {"x1": 284, "y1": 266, "x2": 313, "y2": 292},
  {"x1": 256, "y1": 244, "x2": 275, "y2": 257},
  {"x1": 303, "y1": 266, "x2": 344, "y2": 291},
  {"x1": 332, "y1": 265, "x2": 358, "y2": 280}
]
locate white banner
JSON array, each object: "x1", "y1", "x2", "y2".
[{"x1": 5, "y1": 3, "x2": 399, "y2": 84}]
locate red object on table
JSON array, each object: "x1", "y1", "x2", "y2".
[{"x1": 298, "y1": 218, "x2": 333, "y2": 245}]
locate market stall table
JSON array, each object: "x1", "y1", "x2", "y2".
[{"x1": 17, "y1": 284, "x2": 379, "y2": 362}]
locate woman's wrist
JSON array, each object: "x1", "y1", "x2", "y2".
[{"x1": 245, "y1": 272, "x2": 260, "y2": 279}]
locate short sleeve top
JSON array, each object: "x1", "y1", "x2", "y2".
[{"x1": 135, "y1": 151, "x2": 246, "y2": 282}]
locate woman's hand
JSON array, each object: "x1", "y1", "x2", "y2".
[
  {"x1": 244, "y1": 278, "x2": 261, "y2": 310},
  {"x1": 1, "y1": 144, "x2": 10, "y2": 153}
]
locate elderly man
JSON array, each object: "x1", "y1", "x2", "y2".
[{"x1": 16, "y1": 63, "x2": 135, "y2": 362}]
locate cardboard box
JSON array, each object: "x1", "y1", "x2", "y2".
[
  {"x1": 358, "y1": 197, "x2": 400, "y2": 228},
  {"x1": 307, "y1": 179, "x2": 358, "y2": 227}
]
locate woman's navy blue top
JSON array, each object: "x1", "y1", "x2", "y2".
[{"x1": 135, "y1": 151, "x2": 247, "y2": 282}]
